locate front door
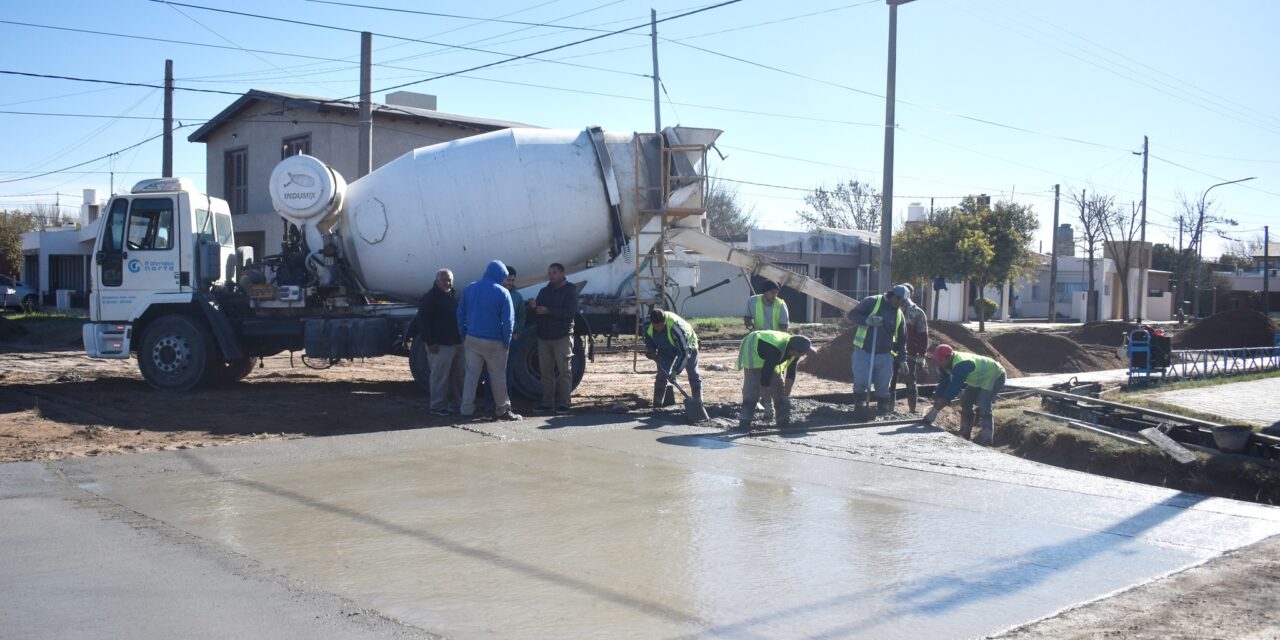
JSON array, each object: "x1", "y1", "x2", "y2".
[{"x1": 95, "y1": 196, "x2": 181, "y2": 320}]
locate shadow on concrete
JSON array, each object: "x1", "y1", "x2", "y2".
[
  {"x1": 677, "y1": 492, "x2": 1210, "y2": 639},
  {"x1": 175, "y1": 450, "x2": 715, "y2": 631}
]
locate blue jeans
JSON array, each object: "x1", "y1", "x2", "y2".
[{"x1": 656, "y1": 350, "x2": 701, "y2": 399}]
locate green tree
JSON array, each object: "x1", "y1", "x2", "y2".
[
  {"x1": 703, "y1": 176, "x2": 757, "y2": 240},
  {"x1": 893, "y1": 196, "x2": 1037, "y2": 332},
  {"x1": 794, "y1": 178, "x2": 881, "y2": 232},
  {"x1": 0, "y1": 209, "x2": 38, "y2": 277}
]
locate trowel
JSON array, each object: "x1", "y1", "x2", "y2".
[{"x1": 668, "y1": 376, "x2": 709, "y2": 422}]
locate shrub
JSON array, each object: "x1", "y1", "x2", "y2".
[{"x1": 973, "y1": 297, "x2": 997, "y2": 321}]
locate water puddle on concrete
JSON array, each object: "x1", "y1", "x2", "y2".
[{"x1": 74, "y1": 426, "x2": 1280, "y2": 639}]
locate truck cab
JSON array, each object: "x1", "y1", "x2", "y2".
[{"x1": 83, "y1": 178, "x2": 240, "y2": 388}]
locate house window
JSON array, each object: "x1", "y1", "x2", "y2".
[
  {"x1": 282, "y1": 134, "x2": 311, "y2": 159},
  {"x1": 224, "y1": 147, "x2": 248, "y2": 216}
]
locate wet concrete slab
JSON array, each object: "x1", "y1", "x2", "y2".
[{"x1": 53, "y1": 419, "x2": 1280, "y2": 639}]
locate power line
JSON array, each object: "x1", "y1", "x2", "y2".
[
  {"x1": 0, "y1": 70, "x2": 244, "y2": 96},
  {"x1": 148, "y1": 0, "x2": 651, "y2": 80},
  {"x1": 299, "y1": 0, "x2": 620, "y2": 34},
  {"x1": 0, "y1": 129, "x2": 189, "y2": 185},
  {"x1": 1148, "y1": 154, "x2": 1280, "y2": 198}
]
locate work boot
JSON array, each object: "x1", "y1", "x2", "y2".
[
  {"x1": 737, "y1": 406, "x2": 755, "y2": 432},
  {"x1": 978, "y1": 413, "x2": 994, "y2": 445},
  {"x1": 852, "y1": 391, "x2": 868, "y2": 411},
  {"x1": 876, "y1": 397, "x2": 893, "y2": 417},
  {"x1": 776, "y1": 400, "x2": 792, "y2": 429},
  {"x1": 907, "y1": 386, "x2": 918, "y2": 413},
  {"x1": 958, "y1": 413, "x2": 974, "y2": 440},
  {"x1": 690, "y1": 382, "x2": 703, "y2": 405},
  {"x1": 652, "y1": 379, "x2": 667, "y2": 409}
]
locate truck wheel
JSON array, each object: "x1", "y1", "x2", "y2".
[
  {"x1": 408, "y1": 338, "x2": 433, "y2": 396},
  {"x1": 138, "y1": 315, "x2": 215, "y2": 391},
  {"x1": 208, "y1": 356, "x2": 256, "y2": 386},
  {"x1": 509, "y1": 330, "x2": 586, "y2": 401}
]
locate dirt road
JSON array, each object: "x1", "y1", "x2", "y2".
[{"x1": 0, "y1": 345, "x2": 850, "y2": 462}]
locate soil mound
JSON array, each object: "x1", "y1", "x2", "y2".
[
  {"x1": 0, "y1": 316, "x2": 29, "y2": 340},
  {"x1": 1071, "y1": 321, "x2": 1139, "y2": 347},
  {"x1": 800, "y1": 320, "x2": 1021, "y2": 382},
  {"x1": 1176, "y1": 309, "x2": 1277, "y2": 350},
  {"x1": 989, "y1": 331, "x2": 1125, "y2": 374}
]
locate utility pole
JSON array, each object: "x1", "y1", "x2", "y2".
[
  {"x1": 1048, "y1": 184, "x2": 1060, "y2": 322},
  {"x1": 879, "y1": 1, "x2": 914, "y2": 292},
  {"x1": 1175, "y1": 215, "x2": 1184, "y2": 323},
  {"x1": 357, "y1": 32, "x2": 373, "y2": 178},
  {"x1": 651, "y1": 9, "x2": 661, "y2": 135},
  {"x1": 1137, "y1": 135, "x2": 1148, "y2": 322},
  {"x1": 162, "y1": 59, "x2": 173, "y2": 178}
]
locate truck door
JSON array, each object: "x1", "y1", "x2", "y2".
[{"x1": 95, "y1": 196, "x2": 181, "y2": 320}]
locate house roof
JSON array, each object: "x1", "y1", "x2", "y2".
[{"x1": 187, "y1": 89, "x2": 536, "y2": 143}]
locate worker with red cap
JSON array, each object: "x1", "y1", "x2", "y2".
[{"x1": 922, "y1": 344, "x2": 1006, "y2": 444}]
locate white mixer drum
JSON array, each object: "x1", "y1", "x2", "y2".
[{"x1": 269, "y1": 154, "x2": 347, "y2": 235}]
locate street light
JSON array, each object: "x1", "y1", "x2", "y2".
[
  {"x1": 879, "y1": 0, "x2": 916, "y2": 293},
  {"x1": 1190, "y1": 176, "x2": 1255, "y2": 318}
]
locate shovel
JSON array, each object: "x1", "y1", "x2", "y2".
[
  {"x1": 668, "y1": 376, "x2": 709, "y2": 422},
  {"x1": 852, "y1": 323, "x2": 879, "y2": 422}
]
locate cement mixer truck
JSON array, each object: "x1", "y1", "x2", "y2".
[{"x1": 82, "y1": 125, "x2": 858, "y2": 394}]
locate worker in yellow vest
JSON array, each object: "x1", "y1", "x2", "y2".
[
  {"x1": 922, "y1": 344, "x2": 1007, "y2": 444},
  {"x1": 743, "y1": 280, "x2": 789, "y2": 332},
  {"x1": 847, "y1": 285, "x2": 908, "y2": 416},
  {"x1": 735, "y1": 330, "x2": 816, "y2": 431},
  {"x1": 642, "y1": 309, "x2": 701, "y2": 408}
]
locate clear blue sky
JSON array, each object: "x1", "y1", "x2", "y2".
[{"x1": 2, "y1": 0, "x2": 1276, "y2": 258}]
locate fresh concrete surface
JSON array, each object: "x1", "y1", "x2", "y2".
[
  {"x1": 0, "y1": 462, "x2": 433, "y2": 640},
  {"x1": 21, "y1": 413, "x2": 1280, "y2": 639},
  {"x1": 1143, "y1": 376, "x2": 1280, "y2": 428}
]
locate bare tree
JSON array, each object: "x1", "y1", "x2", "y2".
[
  {"x1": 1100, "y1": 201, "x2": 1144, "y2": 321},
  {"x1": 794, "y1": 179, "x2": 881, "y2": 232},
  {"x1": 1221, "y1": 233, "x2": 1265, "y2": 272},
  {"x1": 1178, "y1": 191, "x2": 1238, "y2": 317},
  {"x1": 703, "y1": 175, "x2": 757, "y2": 240},
  {"x1": 1069, "y1": 188, "x2": 1111, "y2": 322},
  {"x1": 25, "y1": 203, "x2": 71, "y2": 228}
]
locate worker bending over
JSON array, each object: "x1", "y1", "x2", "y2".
[
  {"x1": 642, "y1": 309, "x2": 701, "y2": 408},
  {"x1": 847, "y1": 285, "x2": 907, "y2": 416},
  {"x1": 744, "y1": 280, "x2": 789, "y2": 332},
  {"x1": 735, "y1": 330, "x2": 816, "y2": 431},
  {"x1": 923, "y1": 344, "x2": 1007, "y2": 444}
]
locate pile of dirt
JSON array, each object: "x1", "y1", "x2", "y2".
[
  {"x1": 800, "y1": 320, "x2": 1021, "y2": 382},
  {"x1": 1176, "y1": 309, "x2": 1277, "y2": 350},
  {"x1": 0, "y1": 316, "x2": 30, "y2": 340},
  {"x1": 989, "y1": 331, "x2": 1125, "y2": 374},
  {"x1": 1071, "y1": 321, "x2": 1139, "y2": 347}
]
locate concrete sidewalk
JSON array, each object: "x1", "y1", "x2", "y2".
[
  {"x1": 1142, "y1": 376, "x2": 1280, "y2": 428},
  {"x1": 11, "y1": 413, "x2": 1279, "y2": 639}
]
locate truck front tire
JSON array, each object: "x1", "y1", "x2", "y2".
[
  {"x1": 208, "y1": 356, "x2": 256, "y2": 386},
  {"x1": 138, "y1": 315, "x2": 215, "y2": 391}
]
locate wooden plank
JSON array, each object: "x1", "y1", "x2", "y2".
[
  {"x1": 1022, "y1": 410, "x2": 1148, "y2": 446},
  {"x1": 1138, "y1": 427, "x2": 1198, "y2": 464}
]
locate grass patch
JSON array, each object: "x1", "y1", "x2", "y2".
[
  {"x1": 995, "y1": 401, "x2": 1280, "y2": 505},
  {"x1": 0, "y1": 311, "x2": 85, "y2": 346}
]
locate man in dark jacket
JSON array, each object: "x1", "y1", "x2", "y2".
[
  {"x1": 847, "y1": 284, "x2": 908, "y2": 416},
  {"x1": 418, "y1": 268, "x2": 463, "y2": 415},
  {"x1": 642, "y1": 309, "x2": 700, "y2": 408},
  {"x1": 531, "y1": 262, "x2": 578, "y2": 413},
  {"x1": 457, "y1": 259, "x2": 520, "y2": 421}
]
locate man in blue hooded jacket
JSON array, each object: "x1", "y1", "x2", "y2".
[{"x1": 457, "y1": 259, "x2": 521, "y2": 420}]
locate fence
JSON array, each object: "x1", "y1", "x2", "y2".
[{"x1": 1167, "y1": 347, "x2": 1280, "y2": 379}]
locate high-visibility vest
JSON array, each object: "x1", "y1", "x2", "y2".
[
  {"x1": 852, "y1": 295, "x2": 904, "y2": 356},
  {"x1": 644, "y1": 311, "x2": 699, "y2": 351},
  {"x1": 737, "y1": 330, "x2": 795, "y2": 374},
  {"x1": 949, "y1": 352, "x2": 1005, "y2": 390},
  {"x1": 750, "y1": 295, "x2": 787, "y2": 330}
]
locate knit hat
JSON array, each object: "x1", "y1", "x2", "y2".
[
  {"x1": 890, "y1": 284, "x2": 910, "y2": 300},
  {"x1": 787, "y1": 335, "x2": 816, "y2": 356},
  {"x1": 759, "y1": 279, "x2": 780, "y2": 293}
]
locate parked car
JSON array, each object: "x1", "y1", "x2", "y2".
[{"x1": 0, "y1": 274, "x2": 38, "y2": 311}]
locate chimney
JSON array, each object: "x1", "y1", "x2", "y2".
[
  {"x1": 1055, "y1": 223, "x2": 1074, "y2": 257},
  {"x1": 385, "y1": 91, "x2": 437, "y2": 111},
  {"x1": 81, "y1": 189, "x2": 99, "y2": 227}
]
